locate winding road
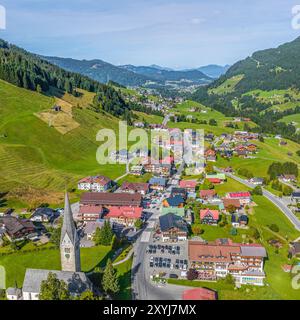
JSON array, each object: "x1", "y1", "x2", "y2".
[{"x1": 217, "y1": 169, "x2": 300, "y2": 231}]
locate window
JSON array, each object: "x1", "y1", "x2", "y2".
[{"x1": 65, "y1": 248, "x2": 71, "y2": 253}]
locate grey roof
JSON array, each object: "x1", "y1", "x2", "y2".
[
  {"x1": 60, "y1": 192, "x2": 77, "y2": 245},
  {"x1": 22, "y1": 269, "x2": 92, "y2": 295},
  {"x1": 240, "y1": 246, "x2": 267, "y2": 258},
  {"x1": 6, "y1": 287, "x2": 22, "y2": 296},
  {"x1": 159, "y1": 213, "x2": 188, "y2": 233}
]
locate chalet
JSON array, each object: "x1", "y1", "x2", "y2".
[
  {"x1": 188, "y1": 239, "x2": 267, "y2": 286},
  {"x1": 163, "y1": 195, "x2": 185, "y2": 208},
  {"x1": 149, "y1": 177, "x2": 167, "y2": 191},
  {"x1": 78, "y1": 205, "x2": 103, "y2": 221},
  {"x1": 0, "y1": 216, "x2": 35, "y2": 241},
  {"x1": 80, "y1": 192, "x2": 142, "y2": 208},
  {"x1": 239, "y1": 214, "x2": 249, "y2": 226},
  {"x1": 237, "y1": 150, "x2": 248, "y2": 158},
  {"x1": 159, "y1": 213, "x2": 188, "y2": 242},
  {"x1": 30, "y1": 207, "x2": 56, "y2": 223},
  {"x1": 204, "y1": 149, "x2": 217, "y2": 162},
  {"x1": 200, "y1": 189, "x2": 217, "y2": 200},
  {"x1": 200, "y1": 209, "x2": 220, "y2": 225},
  {"x1": 222, "y1": 199, "x2": 242, "y2": 212},
  {"x1": 246, "y1": 143, "x2": 258, "y2": 153},
  {"x1": 78, "y1": 175, "x2": 112, "y2": 192},
  {"x1": 120, "y1": 182, "x2": 149, "y2": 195},
  {"x1": 179, "y1": 180, "x2": 197, "y2": 193},
  {"x1": 182, "y1": 288, "x2": 217, "y2": 301},
  {"x1": 226, "y1": 192, "x2": 251, "y2": 205},
  {"x1": 104, "y1": 206, "x2": 142, "y2": 227},
  {"x1": 231, "y1": 214, "x2": 248, "y2": 227}
]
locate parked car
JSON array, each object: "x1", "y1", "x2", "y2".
[{"x1": 169, "y1": 274, "x2": 178, "y2": 279}]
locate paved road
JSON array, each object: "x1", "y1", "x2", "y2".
[
  {"x1": 218, "y1": 169, "x2": 300, "y2": 231},
  {"x1": 132, "y1": 162, "x2": 186, "y2": 300}
]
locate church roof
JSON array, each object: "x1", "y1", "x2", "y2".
[
  {"x1": 22, "y1": 269, "x2": 92, "y2": 295},
  {"x1": 60, "y1": 192, "x2": 77, "y2": 245}
]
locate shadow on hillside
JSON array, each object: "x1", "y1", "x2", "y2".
[{"x1": 0, "y1": 192, "x2": 8, "y2": 208}]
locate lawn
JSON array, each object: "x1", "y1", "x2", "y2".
[
  {"x1": 115, "y1": 258, "x2": 133, "y2": 300},
  {"x1": 189, "y1": 175, "x2": 300, "y2": 299},
  {"x1": 0, "y1": 245, "x2": 113, "y2": 288},
  {"x1": 208, "y1": 74, "x2": 244, "y2": 95},
  {"x1": 216, "y1": 137, "x2": 300, "y2": 180}
]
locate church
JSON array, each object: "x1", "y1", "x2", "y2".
[{"x1": 7, "y1": 193, "x2": 92, "y2": 300}]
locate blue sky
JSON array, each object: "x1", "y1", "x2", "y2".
[{"x1": 0, "y1": 0, "x2": 300, "y2": 68}]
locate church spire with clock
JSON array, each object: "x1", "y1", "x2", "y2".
[{"x1": 60, "y1": 192, "x2": 81, "y2": 272}]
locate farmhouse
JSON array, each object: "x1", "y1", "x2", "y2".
[
  {"x1": 159, "y1": 213, "x2": 188, "y2": 242},
  {"x1": 149, "y1": 177, "x2": 167, "y2": 191},
  {"x1": 200, "y1": 209, "x2": 220, "y2": 225},
  {"x1": 30, "y1": 207, "x2": 56, "y2": 223},
  {"x1": 0, "y1": 216, "x2": 35, "y2": 241}
]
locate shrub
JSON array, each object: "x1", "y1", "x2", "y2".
[{"x1": 269, "y1": 224, "x2": 279, "y2": 232}]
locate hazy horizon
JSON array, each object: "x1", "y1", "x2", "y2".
[{"x1": 0, "y1": 0, "x2": 299, "y2": 69}]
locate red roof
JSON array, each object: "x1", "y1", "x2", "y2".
[
  {"x1": 183, "y1": 288, "x2": 217, "y2": 300},
  {"x1": 105, "y1": 206, "x2": 142, "y2": 219},
  {"x1": 179, "y1": 180, "x2": 197, "y2": 189},
  {"x1": 207, "y1": 178, "x2": 222, "y2": 184},
  {"x1": 228, "y1": 192, "x2": 251, "y2": 198},
  {"x1": 200, "y1": 209, "x2": 219, "y2": 220}
]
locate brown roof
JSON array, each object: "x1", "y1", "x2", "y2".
[
  {"x1": 223, "y1": 198, "x2": 241, "y2": 209},
  {"x1": 188, "y1": 240, "x2": 241, "y2": 263},
  {"x1": 80, "y1": 192, "x2": 142, "y2": 206},
  {"x1": 120, "y1": 182, "x2": 149, "y2": 192}
]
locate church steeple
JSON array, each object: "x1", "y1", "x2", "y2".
[{"x1": 60, "y1": 192, "x2": 81, "y2": 272}]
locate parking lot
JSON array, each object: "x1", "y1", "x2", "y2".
[{"x1": 145, "y1": 242, "x2": 189, "y2": 279}]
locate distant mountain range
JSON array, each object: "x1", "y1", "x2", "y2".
[{"x1": 43, "y1": 56, "x2": 228, "y2": 88}]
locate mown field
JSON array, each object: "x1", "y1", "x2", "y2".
[{"x1": 0, "y1": 80, "x2": 162, "y2": 206}]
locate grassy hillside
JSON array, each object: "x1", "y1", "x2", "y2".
[
  {"x1": 0, "y1": 80, "x2": 127, "y2": 206},
  {"x1": 279, "y1": 113, "x2": 300, "y2": 130},
  {"x1": 217, "y1": 137, "x2": 300, "y2": 179}
]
